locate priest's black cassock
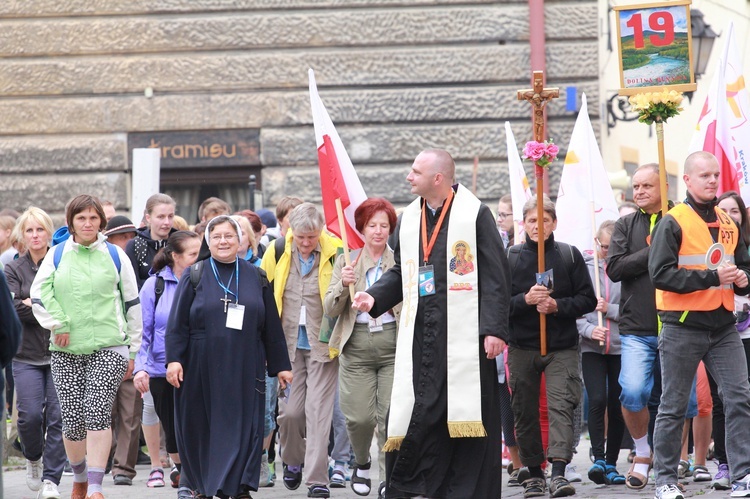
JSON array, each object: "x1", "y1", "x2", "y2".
[
  {"x1": 166, "y1": 259, "x2": 290, "y2": 498},
  {"x1": 367, "y1": 194, "x2": 510, "y2": 498}
]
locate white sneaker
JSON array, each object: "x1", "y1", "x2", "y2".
[
  {"x1": 565, "y1": 464, "x2": 582, "y2": 483},
  {"x1": 37, "y1": 479, "x2": 60, "y2": 499},
  {"x1": 732, "y1": 472, "x2": 750, "y2": 497},
  {"x1": 654, "y1": 484, "x2": 684, "y2": 499},
  {"x1": 26, "y1": 458, "x2": 43, "y2": 491}
]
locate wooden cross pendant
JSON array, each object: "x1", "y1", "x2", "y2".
[
  {"x1": 221, "y1": 295, "x2": 232, "y2": 313},
  {"x1": 517, "y1": 71, "x2": 560, "y2": 143}
]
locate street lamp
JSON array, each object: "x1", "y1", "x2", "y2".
[{"x1": 686, "y1": 9, "x2": 718, "y2": 102}]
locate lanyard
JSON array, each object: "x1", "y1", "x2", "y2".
[
  {"x1": 365, "y1": 256, "x2": 383, "y2": 289},
  {"x1": 421, "y1": 190, "x2": 454, "y2": 264},
  {"x1": 209, "y1": 257, "x2": 239, "y2": 302}
]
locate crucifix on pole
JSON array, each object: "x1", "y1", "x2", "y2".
[{"x1": 517, "y1": 70, "x2": 559, "y2": 356}]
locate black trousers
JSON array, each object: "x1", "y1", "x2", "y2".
[{"x1": 582, "y1": 352, "x2": 625, "y2": 465}]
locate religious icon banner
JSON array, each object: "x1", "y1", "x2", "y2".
[{"x1": 614, "y1": 0, "x2": 696, "y2": 95}]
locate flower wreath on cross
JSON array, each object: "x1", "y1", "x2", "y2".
[{"x1": 522, "y1": 139, "x2": 560, "y2": 169}]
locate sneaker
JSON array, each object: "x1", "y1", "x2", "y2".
[
  {"x1": 654, "y1": 483, "x2": 685, "y2": 499},
  {"x1": 713, "y1": 463, "x2": 731, "y2": 490},
  {"x1": 588, "y1": 460, "x2": 606, "y2": 485},
  {"x1": 522, "y1": 477, "x2": 546, "y2": 498},
  {"x1": 26, "y1": 458, "x2": 43, "y2": 491},
  {"x1": 170, "y1": 465, "x2": 180, "y2": 488},
  {"x1": 37, "y1": 479, "x2": 60, "y2": 499},
  {"x1": 283, "y1": 464, "x2": 302, "y2": 491},
  {"x1": 136, "y1": 450, "x2": 151, "y2": 465},
  {"x1": 259, "y1": 457, "x2": 274, "y2": 488},
  {"x1": 269, "y1": 461, "x2": 276, "y2": 480},
  {"x1": 549, "y1": 475, "x2": 575, "y2": 497},
  {"x1": 146, "y1": 468, "x2": 165, "y2": 488},
  {"x1": 62, "y1": 461, "x2": 73, "y2": 476},
  {"x1": 605, "y1": 465, "x2": 626, "y2": 485},
  {"x1": 692, "y1": 464, "x2": 711, "y2": 482},
  {"x1": 732, "y1": 473, "x2": 750, "y2": 497},
  {"x1": 565, "y1": 464, "x2": 582, "y2": 483},
  {"x1": 307, "y1": 484, "x2": 331, "y2": 498}
]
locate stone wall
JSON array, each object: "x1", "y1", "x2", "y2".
[{"x1": 0, "y1": 0, "x2": 599, "y2": 214}]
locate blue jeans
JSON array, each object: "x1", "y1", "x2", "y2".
[
  {"x1": 264, "y1": 375, "x2": 279, "y2": 438},
  {"x1": 654, "y1": 323, "x2": 750, "y2": 485},
  {"x1": 13, "y1": 361, "x2": 66, "y2": 484},
  {"x1": 619, "y1": 334, "x2": 698, "y2": 418}
]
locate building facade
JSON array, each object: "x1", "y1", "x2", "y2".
[{"x1": 0, "y1": 0, "x2": 598, "y2": 222}]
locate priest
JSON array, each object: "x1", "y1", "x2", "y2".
[{"x1": 352, "y1": 149, "x2": 510, "y2": 498}]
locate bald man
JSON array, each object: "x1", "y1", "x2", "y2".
[
  {"x1": 649, "y1": 151, "x2": 750, "y2": 499},
  {"x1": 352, "y1": 149, "x2": 509, "y2": 498}
]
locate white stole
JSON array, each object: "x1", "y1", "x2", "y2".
[{"x1": 384, "y1": 184, "x2": 485, "y2": 451}]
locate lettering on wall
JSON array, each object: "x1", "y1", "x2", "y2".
[{"x1": 128, "y1": 129, "x2": 260, "y2": 168}]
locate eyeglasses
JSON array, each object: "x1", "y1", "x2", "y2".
[
  {"x1": 497, "y1": 212, "x2": 513, "y2": 221},
  {"x1": 595, "y1": 238, "x2": 609, "y2": 250},
  {"x1": 210, "y1": 234, "x2": 237, "y2": 242}
]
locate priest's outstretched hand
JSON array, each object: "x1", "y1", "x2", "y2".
[{"x1": 352, "y1": 291, "x2": 375, "y2": 312}]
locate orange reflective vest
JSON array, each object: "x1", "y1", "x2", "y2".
[{"x1": 656, "y1": 203, "x2": 738, "y2": 312}]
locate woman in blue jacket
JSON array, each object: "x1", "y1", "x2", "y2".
[{"x1": 133, "y1": 230, "x2": 201, "y2": 498}]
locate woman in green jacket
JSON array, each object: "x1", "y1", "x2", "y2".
[{"x1": 31, "y1": 195, "x2": 142, "y2": 499}]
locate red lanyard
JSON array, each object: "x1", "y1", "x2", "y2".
[{"x1": 420, "y1": 190, "x2": 454, "y2": 264}]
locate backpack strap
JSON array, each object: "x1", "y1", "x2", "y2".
[
  {"x1": 506, "y1": 244, "x2": 523, "y2": 276},
  {"x1": 274, "y1": 237, "x2": 285, "y2": 264},
  {"x1": 54, "y1": 241, "x2": 121, "y2": 274},
  {"x1": 190, "y1": 260, "x2": 204, "y2": 292},
  {"x1": 53, "y1": 243, "x2": 65, "y2": 269},
  {"x1": 554, "y1": 242, "x2": 575, "y2": 276},
  {"x1": 105, "y1": 242, "x2": 122, "y2": 274},
  {"x1": 153, "y1": 275, "x2": 165, "y2": 310}
]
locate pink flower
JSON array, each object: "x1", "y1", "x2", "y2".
[
  {"x1": 545, "y1": 143, "x2": 559, "y2": 159},
  {"x1": 523, "y1": 142, "x2": 545, "y2": 161}
]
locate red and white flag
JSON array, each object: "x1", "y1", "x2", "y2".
[
  {"x1": 689, "y1": 22, "x2": 750, "y2": 203},
  {"x1": 309, "y1": 68, "x2": 367, "y2": 249}
]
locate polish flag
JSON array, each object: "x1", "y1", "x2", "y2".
[
  {"x1": 689, "y1": 22, "x2": 750, "y2": 203},
  {"x1": 309, "y1": 68, "x2": 367, "y2": 248},
  {"x1": 555, "y1": 93, "x2": 619, "y2": 253},
  {"x1": 505, "y1": 121, "x2": 533, "y2": 224}
]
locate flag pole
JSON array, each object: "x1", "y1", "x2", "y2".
[
  {"x1": 335, "y1": 198, "x2": 356, "y2": 302},
  {"x1": 590, "y1": 203, "x2": 605, "y2": 346},
  {"x1": 656, "y1": 122, "x2": 669, "y2": 215}
]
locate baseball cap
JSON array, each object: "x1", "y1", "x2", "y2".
[{"x1": 257, "y1": 208, "x2": 277, "y2": 228}]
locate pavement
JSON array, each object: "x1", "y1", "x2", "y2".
[{"x1": 2, "y1": 445, "x2": 732, "y2": 498}]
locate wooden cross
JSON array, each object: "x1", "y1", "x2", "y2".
[{"x1": 517, "y1": 70, "x2": 559, "y2": 356}]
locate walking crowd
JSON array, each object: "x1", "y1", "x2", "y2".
[{"x1": 2, "y1": 149, "x2": 750, "y2": 499}]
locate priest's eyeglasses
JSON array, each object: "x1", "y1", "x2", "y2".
[{"x1": 210, "y1": 234, "x2": 237, "y2": 242}]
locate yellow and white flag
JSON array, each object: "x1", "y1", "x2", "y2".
[{"x1": 555, "y1": 93, "x2": 619, "y2": 253}]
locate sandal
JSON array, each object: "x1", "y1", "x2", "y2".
[
  {"x1": 351, "y1": 461, "x2": 372, "y2": 496},
  {"x1": 625, "y1": 455, "x2": 651, "y2": 490},
  {"x1": 378, "y1": 481, "x2": 386, "y2": 499},
  {"x1": 147, "y1": 468, "x2": 165, "y2": 488}
]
